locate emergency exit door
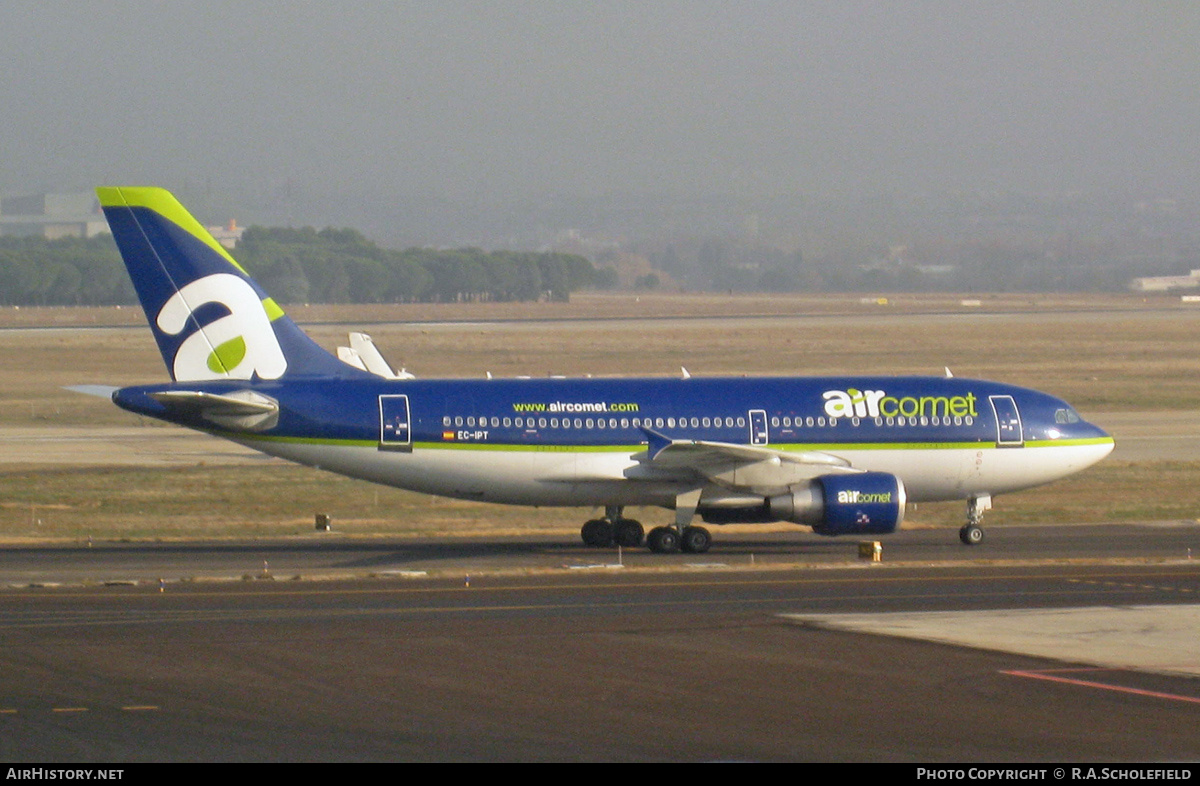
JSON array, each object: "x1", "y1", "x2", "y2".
[{"x1": 749, "y1": 409, "x2": 769, "y2": 445}]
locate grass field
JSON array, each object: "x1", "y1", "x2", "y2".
[{"x1": 1, "y1": 291, "x2": 1197, "y2": 541}]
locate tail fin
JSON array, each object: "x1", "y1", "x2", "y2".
[{"x1": 98, "y1": 187, "x2": 360, "y2": 381}]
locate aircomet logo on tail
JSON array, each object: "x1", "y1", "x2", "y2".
[
  {"x1": 89, "y1": 185, "x2": 1114, "y2": 554},
  {"x1": 156, "y1": 273, "x2": 288, "y2": 381}
]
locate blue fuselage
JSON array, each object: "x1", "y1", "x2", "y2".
[{"x1": 113, "y1": 374, "x2": 1113, "y2": 508}]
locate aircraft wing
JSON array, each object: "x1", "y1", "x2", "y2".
[{"x1": 634, "y1": 427, "x2": 856, "y2": 493}]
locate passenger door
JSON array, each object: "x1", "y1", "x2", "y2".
[
  {"x1": 989, "y1": 395, "x2": 1023, "y2": 447},
  {"x1": 379, "y1": 394, "x2": 412, "y2": 451}
]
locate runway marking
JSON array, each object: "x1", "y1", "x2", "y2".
[
  {"x1": 0, "y1": 589, "x2": 1177, "y2": 631},
  {"x1": 6, "y1": 566, "x2": 1199, "y2": 603},
  {"x1": 0, "y1": 705, "x2": 160, "y2": 714},
  {"x1": 1001, "y1": 668, "x2": 1200, "y2": 705},
  {"x1": 1067, "y1": 578, "x2": 1196, "y2": 596},
  {"x1": 0, "y1": 570, "x2": 1195, "y2": 631}
]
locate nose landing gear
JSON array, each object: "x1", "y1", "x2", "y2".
[{"x1": 959, "y1": 494, "x2": 991, "y2": 545}]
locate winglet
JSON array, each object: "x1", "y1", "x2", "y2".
[{"x1": 640, "y1": 426, "x2": 674, "y2": 461}]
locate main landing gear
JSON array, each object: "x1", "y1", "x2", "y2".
[
  {"x1": 581, "y1": 493, "x2": 714, "y2": 555},
  {"x1": 959, "y1": 494, "x2": 991, "y2": 545},
  {"x1": 580, "y1": 506, "x2": 645, "y2": 548},
  {"x1": 646, "y1": 524, "x2": 712, "y2": 554}
]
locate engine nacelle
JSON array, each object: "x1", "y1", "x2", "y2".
[{"x1": 764, "y1": 471, "x2": 907, "y2": 536}]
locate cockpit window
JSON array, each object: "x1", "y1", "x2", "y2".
[{"x1": 1054, "y1": 408, "x2": 1081, "y2": 424}]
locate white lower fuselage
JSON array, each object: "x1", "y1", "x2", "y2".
[{"x1": 241, "y1": 437, "x2": 1114, "y2": 509}]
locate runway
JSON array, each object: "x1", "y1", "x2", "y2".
[{"x1": 1, "y1": 528, "x2": 1198, "y2": 761}]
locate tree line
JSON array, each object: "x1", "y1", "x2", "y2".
[
  {"x1": 0, "y1": 235, "x2": 132, "y2": 306},
  {"x1": 0, "y1": 228, "x2": 600, "y2": 306}
]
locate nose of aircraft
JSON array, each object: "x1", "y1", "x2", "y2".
[{"x1": 1079, "y1": 418, "x2": 1116, "y2": 465}]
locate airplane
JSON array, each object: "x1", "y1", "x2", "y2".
[{"x1": 91, "y1": 186, "x2": 1114, "y2": 553}]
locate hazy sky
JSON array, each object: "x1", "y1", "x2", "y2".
[{"x1": 4, "y1": 1, "x2": 1199, "y2": 214}]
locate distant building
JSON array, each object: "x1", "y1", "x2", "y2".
[
  {"x1": 0, "y1": 192, "x2": 109, "y2": 239},
  {"x1": 207, "y1": 219, "x2": 244, "y2": 250},
  {"x1": 0, "y1": 191, "x2": 244, "y2": 248},
  {"x1": 1129, "y1": 270, "x2": 1200, "y2": 292}
]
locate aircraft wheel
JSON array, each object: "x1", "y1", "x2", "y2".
[
  {"x1": 582, "y1": 519, "x2": 615, "y2": 547},
  {"x1": 646, "y1": 526, "x2": 680, "y2": 554},
  {"x1": 680, "y1": 525, "x2": 712, "y2": 554},
  {"x1": 614, "y1": 518, "x2": 644, "y2": 547},
  {"x1": 959, "y1": 523, "x2": 984, "y2": 545}
]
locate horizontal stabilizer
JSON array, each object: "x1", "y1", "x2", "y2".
[
  {"x1": 64, "y1": 384, "x2": 119, "y2": 400},
  {"x1": 148, "y1": 389, "x2": 279, "y2": 431}
]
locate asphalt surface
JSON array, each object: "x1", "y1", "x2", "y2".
[
  {"x1": 1, "y1": 525, "x2": 1199, "y2": 762},
  {"x1": 1, "y1": 407, "x2": 1198, "y2": 761}
]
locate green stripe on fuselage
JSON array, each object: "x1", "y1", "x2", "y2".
[{"x1": 230, "y1": 435, "x2": 1113, "y2": 452}]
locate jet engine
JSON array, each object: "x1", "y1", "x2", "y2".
[{"x1": 699, "y1": 471, "x2": 907, "y2": 536}]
